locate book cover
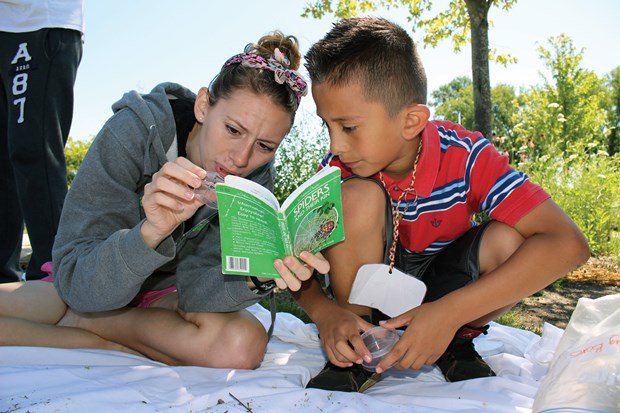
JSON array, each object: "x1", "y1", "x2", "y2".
[{"x1": 216, "y1": 166, "x2": 344, "y2": 278}]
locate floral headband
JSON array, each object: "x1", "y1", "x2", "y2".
[{"x1": 224, "y1": 45, "x2": 308, "y2": 104}]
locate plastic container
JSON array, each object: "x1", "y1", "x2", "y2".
[
  {"x1": 361, "y1": 326, "x2": 400, "y2": 371},
  {"x1": 192, "y1": 171, "x2": 224, "y2": 209}
]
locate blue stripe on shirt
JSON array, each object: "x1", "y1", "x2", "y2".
[
  {"x1": 480, "y1": 170, "x2": 529, "y2": 214},
  {"x1": 399, "y1": 128, "x2": 490, "y2": 222}
]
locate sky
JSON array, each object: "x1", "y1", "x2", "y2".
[{"x1": 69, "y1": 0, "x2": 620, "y2": 141}]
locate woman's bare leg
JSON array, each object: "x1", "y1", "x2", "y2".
[
  {"x1": 59, "y1": 294, "x2": 268, "y2": 368},
  {"x1": 0, "y1": 281, "x2": 143, "y2": 356},
  {"x1": 0, "y1": 281, "x2": 66, "y2": 324},
  {"x1": 0, "y1": 316, "x2": 142, "y2": 355}
]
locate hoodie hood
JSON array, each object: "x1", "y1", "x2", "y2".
[{"x1": 110, "y1": 82, "x2": 197, "y2": 181}]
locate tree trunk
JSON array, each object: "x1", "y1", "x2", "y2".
[{"x1": 465, "y1": 0, "x2": 493, "y2": 139}]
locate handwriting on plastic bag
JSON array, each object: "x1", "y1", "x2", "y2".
[{"x1": 570, "y1": 333, "x2": 620, "y2": 358}]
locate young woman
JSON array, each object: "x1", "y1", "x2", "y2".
[{"x1": 0, "y1": 30, "x2": 329, "y2": 369}]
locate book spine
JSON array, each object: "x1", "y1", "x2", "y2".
[{"x1": 277, "y1": 211, "x2": 294, "y2": 257}]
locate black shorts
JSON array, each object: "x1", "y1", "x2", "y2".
[
  {"x1": 342, "y1": 176, "x2": 490, "y2": 307},
  {"x1": 394, "y1": 221, "x2": 491, "y2": 303}
]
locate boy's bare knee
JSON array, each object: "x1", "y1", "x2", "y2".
[
  {"x1": 479, "y1": 221, "x2": 525, "y2": 274},
  {"x1": 341, "y1": 178, "x2": 386, "y2": 234},
  {"x1": 341, "y1": 178, "x2": 385, "y2": 212}
]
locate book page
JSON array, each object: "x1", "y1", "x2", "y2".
[
  {"x1": 223, "y1": 174, "x2": 280, "y2": 210},
  {"x1": 216, "y1": 185, "x2": 284, "y2": 278},
  {"x1": 281, "y1": 166, "x2": 345, "y2": 256},
  {"x1": 280, "y1": 165, "x2": 337, "y2": 211}
]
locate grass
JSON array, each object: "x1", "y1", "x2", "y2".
[
  {"x1": 495, "y1": 309, "x2": 533, "y2": 332},
  {"x1": 259, "y1": 290, "x2": 311, "y2": 323}
]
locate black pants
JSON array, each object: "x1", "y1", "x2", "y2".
[{"x1": 0, "y1": 28, "x2": 82, "y2": 281}]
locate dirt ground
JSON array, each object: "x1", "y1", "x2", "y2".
[{"x1": 513, "y1": 257, "x2": 620, "y2": 333}]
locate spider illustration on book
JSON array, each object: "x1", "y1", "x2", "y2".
[{"x1": 293, "y1": 202, "x2": 339, "y2": 255}]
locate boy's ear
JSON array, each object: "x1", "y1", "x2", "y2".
[
  {"x1": 402, "y1": 104, "x2": 430, "y2": 141},
  {"x1": 194, "y1": 87, "x2": 210, "y2": 123}
]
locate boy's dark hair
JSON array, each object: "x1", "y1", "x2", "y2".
[{"x1": 305, "y1": 16, "x2": 427, "y2": 117}]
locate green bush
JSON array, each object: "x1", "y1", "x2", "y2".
[
  {"x1": 274, "y1": 121, "x2": 330, "y2": 203},
  {"x1": 522, "y1": 144, "x2": 620, "y2": 258},
  {"x1": 65, "y1": 136, "x2": 93, "y2": 186}
]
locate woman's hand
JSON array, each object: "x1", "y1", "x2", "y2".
[
  {"x1": 140, "y1": 157, "x2": 207, "y2": 249},
  {"x1": 272, "y1": 251, "x2": 330, "y2": 291}
]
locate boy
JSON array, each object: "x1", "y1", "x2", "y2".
[{"x1": 293, "y1": 16, "x2": 590, "y2": 392}]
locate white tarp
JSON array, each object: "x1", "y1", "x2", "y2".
[{"x1": 0, "y1": 304, "x2": 563, "y2": 412}]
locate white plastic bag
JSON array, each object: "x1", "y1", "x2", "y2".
[{"x1": 533, "y1": 294, "x2": 620, "y2": 412}]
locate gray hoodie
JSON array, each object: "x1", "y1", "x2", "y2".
[{"x1": 53, "y1": 82, "x2": 275, "y2": 313}]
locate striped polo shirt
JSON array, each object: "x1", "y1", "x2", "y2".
[{"x1": 320, "y1": 120, "x2": 550, "y2": 254}]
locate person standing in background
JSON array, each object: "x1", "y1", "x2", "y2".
[{"x1": 0, "y1": 0, "x2": 84, "y2": 282}]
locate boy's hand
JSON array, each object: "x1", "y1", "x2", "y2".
[
  {"x1": 315, "y1": 309, "x2": 375, "y2": 367},
  {"x1": 375, "y1": 301, "x2": 461, "y2": 373},
  {"x1": 141, "y1": 157, "x2": 207, "y2": 248},
  {"x1": 273, "y1": 251, "x2": 330, "y2": 291}
]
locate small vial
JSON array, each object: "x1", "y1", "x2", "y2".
[{"x1": 193, "y1": 171, "x2": 224, "y2": 209}]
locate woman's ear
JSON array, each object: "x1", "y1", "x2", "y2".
[
  {"x1": 402, "y1": 104, "x2": 430, "y2": 141},
  {"x1": 194, "y1": 87, "x2": 210, "y2": 123}
]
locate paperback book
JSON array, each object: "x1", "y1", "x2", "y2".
[{"x1": 215, "y1": 165, "x2": 344, "y2": 278}]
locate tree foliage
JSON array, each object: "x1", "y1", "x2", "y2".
[
  {"x1": 302, "y1": 0, "x2": 519, "y2": 139},
  {"x1": 302, "y1": 0, "x2": 517, "y2": 65},
  {"x1": 512, "y1": 34, "x2": 611, "y2": 161},
  {"x1": 430, "y1": 76, "x2": 474, "y2": 129},
  {"x1": 430, "y1": 76, "x2": 517, "y2": 139},
  {"x1": 606, "y1": 66, "x2": 620, "y2": 155},
  {"x1": 490, "y1": 84, "x2": 517, "y2": 138},
  {"x1": 510, "y1": 36, "x2": 619, "y2": 258}
]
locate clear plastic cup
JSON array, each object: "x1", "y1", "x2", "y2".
[
  {"x1": 192, "y1": 171, "x2": 224, "y2": 209},
  {"x1": 361, "y1": 326, "x2": 400, "y2": 372}
]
